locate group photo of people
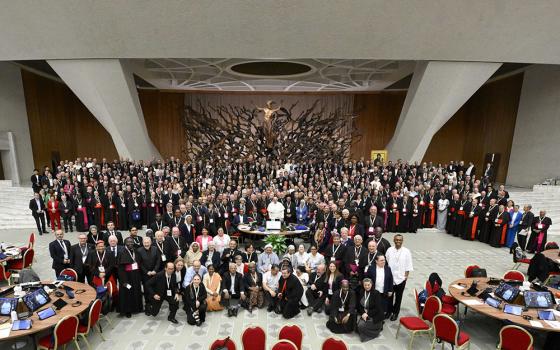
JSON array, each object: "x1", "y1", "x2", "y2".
[{"x1": 32, "y1": 156, "x2": 549, "y2": 342}]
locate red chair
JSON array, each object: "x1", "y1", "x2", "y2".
[
  {"x1": 503, "y1": 270, "x2": 525, "y2": 282},
  {"x1": 7, "y1": 248, "x2": 34, "y2": 271},
  {"x1": 397, "y1": 295, "x2": 442, "y2": 350},
  {"x1": 271, "y1": 340, "x2": 297, "y2": 350},
  {"x1": 464, "y1": 265, "x2": 480, "y2": 278},
  {"x1": 425, "y1": 279, "x2": 458, "y2": 310},
  {"x1": 59, "y1": 268, "x2": 78, "y2": 281},
  {"x1": 78, "y1": 299, "x2": 105, "y2": 349},
  {"x1": 431, "y1": 314, "x2": 470, "y2": 350},
  {"x1": 279, "y1": 325, "x2": 303, "y2": 350},
  {"x1": 497, "y1": 325, "x2": 534, "y2": 350},
  {"x1": 242, "y1": 326, "x2": 266, "y2": 350},
  {"x1": 38, "y1": 315, "x2": 80, "y2": 350},
  {"x1": 20, "y1": 232, "x2": 36, "y2": 251},
  {"x1": 0, "y1": 264, "x2": 12, "y2": 286},
  {"x1": 321, "y1": 337, "x2": 348, "y2": 350},
  {"x1": 210, "y1": 338, "x2": 237, "y2": 350}
]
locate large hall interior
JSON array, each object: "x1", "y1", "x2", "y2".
[{"x1": 0, "y1": 2, "x2": 560, "y2": 350}]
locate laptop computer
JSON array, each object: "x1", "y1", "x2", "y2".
[{"x1": 266, "y1": 221, "x2": 281, "y2": 231}]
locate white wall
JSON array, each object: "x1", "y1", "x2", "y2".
[
  {"x1": 507, "y1": 65, "x2": 560, "y2": 188},
  {"x1": 0, "y1": 62, "x2": 34, "y2": 185}
]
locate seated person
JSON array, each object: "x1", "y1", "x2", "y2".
[
  {"x1": 326, "y1": 280, "x2": 356, "y2": 334},
  {"x1": 221, "y1": 262, "x2": 245, "y2": 317},
  {"x1": 242, "y1": 261, "x2": 264, "y2": 312},
  {"x1": 263, "y1": 264, "x2": 281, "y2": 312},
  {"x1": 184, "y1": 274, "x2": 207, "y2": 326},
  {"x1": 306, "y1": 263, "x2": 327, "y2": 315},
  {"x1": 356, "y1": 278, "x2": 385, "y2": 342},
  {"x1": 203, "y1": 264, "x2": 223, "y2": 311},
  {"x1": 276, "y1": 266, "x2": 304, "y2": 319}
]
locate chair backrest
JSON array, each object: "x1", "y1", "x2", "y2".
[
  {"x1": 464, "y1": 265, "x2": 480, "y2": 278},
  {"x1": 413, "y1": 288, "x2": 421, "y2": 315},
  {"x1": 498, "y1": 325, "x2": 533, "y2": 350},
  {"x1": 0, "y1": 264, "x2": 9, "y2": 281},
  {"x1": 242, "y1": 326, "x2": 266, "y2": 350},
  {"x1": 54, "y1": 315, "x2": 79, "y2": 348},
  {"x1": 503, "y1": 270, "x2": 525, "y2": 282},
  {"x1": 279, "y1": 325, "x2": 303, "y2": 350},
  {"x1": 29, "y1": 233, "x2": 36, "y2": 249},
  {"x1": 59, "y1": 268, "x2": 78, "y2": 281},
  {"x1": 433, "y1": 314, "x2": 460, "y2": 345},
  {"x1": 544, "y1": 241, "x2": 558, "y2": 250},
  {"x1": 210, "y1": 338, "x2": 237, "y2": 350},
  {"x1": 422, "y1": 296, "x2": 442, "y2": 323},
  {"x1": 271, "y1": 340, "x2": 298, "y2": 350},
  {"x1": 23, "y1": 249, "x2": 34, "y2": 268},
  {"x1": 321, "y1": 337, "x2": 348, "y2": 350},
  {"x1": 83, "y1": 299, "x2": 102, "y2": 334}
]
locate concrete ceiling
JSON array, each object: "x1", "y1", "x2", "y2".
[
  {"x1": 2, "y1": 1, "x2": 560, "y2": 64},
  {"x1": 130, "y1": 58, "x2": 416, "y2": 91}
]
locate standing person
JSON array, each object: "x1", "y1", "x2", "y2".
[
  {"x1": 49, "y1": 229, "x2": 72, "y2": 276},
  {"x1": 527, "y1": 210, "x2": 553, "y2": 253},
  {"x1": 507, "y1": 205, "x2": 522, "y2": 248},
  {"x1": 137, "y1": 236, "x2": 160, "y2": 314},
  {"x1": 480, "y1": 199, "x2": 498, "y2": 243},
  {"x1": 47, "y1": 195, "x2": 62, "y2": 231},
  {"x1": 463, "y1": 198, "x2": 481, "y2": 241},
  {"x1": 385, "y1": 234, "x2": 413, "y2": 321},
  {"x1": 489, "y1": 205, "x2": 510, "y2": 248},
  {"x1": 326, "y1": 279, "x2": 356, "y2": 334},
  {"x1": 118, "y1": 237, "x2": 144, "y2": 317},
  {"x1": 517, "y1": 205, "x2": 534, "y2": 251},
  {"x1": 104, "y1": 221, "x2": 124, "y2": 246},
  {"x1": 59, "y1": 194, "x2": 75, "y2": 233},
  {"x1": 436, "y1": 195, "x2": 449, "y2": 231},
  {"x1": 366, "y1": 254, "x2": 394, "y2": 318},
  {"x1": 29, "y1": 192, "x2": 47, "y2": 235},
  {"x1": 69, "y1": 234, "x2": 89, "y2": 283},
  {"x1": 145, "y1": 261, "x2": 180, "y2": 324}
]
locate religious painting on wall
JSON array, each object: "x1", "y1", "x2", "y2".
[{"x1": 371, "y1": 150, "x2": 388, "y2": 165}]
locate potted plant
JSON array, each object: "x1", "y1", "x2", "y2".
[{"x1": 263, "y1": 234, "x2": 287, "y2": 255}]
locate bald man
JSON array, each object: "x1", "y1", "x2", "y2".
[{"x1": 69, "y1": 233, "x2": 90, "y2": 282}]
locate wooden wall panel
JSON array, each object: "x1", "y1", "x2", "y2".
[
  {"x1": 350, "y1": 92, "x2": 406, "y2": 160},
  {"x1": 138, "y1": 90, "x2": 185, "y2": 159},
  {"x1": 422, "y1": 106, "x2": 469, "y2": 165}
]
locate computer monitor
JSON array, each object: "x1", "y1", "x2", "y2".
[
  {"x1": 524, "y1": 291, "x2": 554, "y2": 308},
  {"x1": 495, "y1": 282, "x2": 519, "y2": 302},
  {"x1": 0, "y1": 298, "x2": 17, "y2": 316},
  {"x1": 266, "y1": 221, "x2": 281, "y2": 230},
  {"x1": 22, "y1": 288, "x2": 50, "y2": 312},
  {"x1": 503, "y1": 304, "x2": 523, "y2": 316}
]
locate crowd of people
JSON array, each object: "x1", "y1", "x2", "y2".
[{"x1": 33, "y1": 156, "x2": 549, "y2": 340}]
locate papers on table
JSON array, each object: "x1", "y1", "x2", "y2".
[
  {"x1": 0, "y1": 323, "x2": 10, "y2": 339},
  {"x1": 544, "y1": 320, "x2": 560, "y2": 329},
  {"x1": 462, "y1": 299, "x2": 483, "y2": 306},
  {"x1": 529, "y1": 320, "x2": 544, "y2": 328},
  {"x1": 451, "y1": 284, "x2": 464, "y2": 290}
]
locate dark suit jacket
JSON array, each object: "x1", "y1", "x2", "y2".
[
  {"x1": 59, "y1": 200, "x2": 74, "y2": 217},
  {"x1": 145, "y1": 270, "x2": 178, "y2": 298},
  {"x1": 164, "y1": 235, "x2": 187, "y2": 259},
  {"x1": 136, "y1": 246, "x2": 161, "y2": 278},
  {"x1": 69, "y1": 243, "x2": 90, "y2": 275},
  {"x1": 201, "y1": 250, "x2": 221, "y2": 268},
  {"x1": 104, "y1": 230, "x2": 124, "y2": 246},
  {"x1": 520, "y1": 211, "x2": 535, "y2": 230},
  {"x1": 367, "y1": 264, "x2": 394, "y2": 294},
  {"x1": 221, "y1": 271, "x2": 245, "y2": 295},
  {"x1": 49, "y1": 239, "x2": 72, "y2": 271},
  {"x1": 29, "y1": 198, "x2": 46, "y2": 216}
]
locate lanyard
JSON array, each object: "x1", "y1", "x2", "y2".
[
  {"x1": 126, "y1": 248, "x2": 135, "y2": 261},
  {"x1": 80, "y1": 245, "x2": 87, "y2": 256},
  {"x1": 364, "y1": 291, "x2": 370, "y2": 307},
  {"x1": 340, "y1": 290, "x2": 348, "y2": 305},
  {"x1": 155, "y1": 221, "x2": 162, "y2": 230},
  {"x1": 173, "y1": 237, "x2": 181, "y2": 248},
  {"x1": 166, "y1": 274, "x2": 171, "y2": 289},
  {"x1": 368, "y1": 251, "x2": 377, "y2": 265},
  {"x1": 355, "y1": 246, "x2": 362, "y2": 257},
  {"x1": 194, "y1": 285, "x2": 199, "y2": 298},
  {"x1": 58, "y1": 240, "x2": 67, "y2": 253},
  {"x1": 156, "y1": 241, "x2": 164, "y2": 253},
  {"x1": 97, "y1": 251, "x2": 105, "y2": 264},
  {"x1": 332, "y1": 244, "x2": 340, "y2": 256}
]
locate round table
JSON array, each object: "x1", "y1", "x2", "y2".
[
  {"x1": 0, "y1": 281, "x2": 97, "y2": 340},
  {"x1": 449, "y1": 277, "x2": 560, "y2": 332},
  {"x1": 542, "y1": 249, "x2": 560, "y2": 265},
  {"x1": 237, "y1": 224, "x2": 310, "y2": 237}
]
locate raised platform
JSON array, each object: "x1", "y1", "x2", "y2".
[{"x1": 508, "y1": 185, "x2": 560, "y2": 238}]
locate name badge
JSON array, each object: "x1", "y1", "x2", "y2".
[
  {"x1": 121, "y1": 203, "x2": 126, "y2": 207},
  {"x1": 382, "y1": 209, "x2": 387, "y2": 213},
  {"x1": 330, "y1": 257, "x2": 335, "y2": 262},
  {"x1": 99, "y1": 266, "x2": 105, "y2": 273},
  {"x1": 430, "y1": 201, "x2": 434, "y2": 205},
  {"x1": 161, "y1": 254, "x2": 167, "y2": 261},
  {"x1": 495, "y1": 219, "x2": 499, "y2": 223},
  {"x1": 82, "y1": 255, "x2": 87, "y2": 263},
  {"x1": 402, "y1": 208, "x2": 407, "y2": 212},
  {"x1": 78, "y1": 205, "x2": 82, "y2": 209},
  {"x1": 197, "y1": 215, "x2": 202, "y2": 222},
  {"x1": 354, "y1": 259, "x2": 359, "y2": 266},
  {"x1": 538, "y1": 224, "x2": 544, "y2": 229},
  {"x1": 420, "y1": 201, "x2": 424, "y2": 205},
  {"x1": 486, "y1": 212, "x2": 490, "y2": 217},
  {"x1": 224, "y1": 213, "x2": 229, "y2": 218},
  {"x1": 167, "y1": 290, "x2": 172, "y2": 297},
  {"x1": 177, "y1": 249, "x2": 182, "y2": 256},
  {"x1": 209, "y1": 219, "x2": 214, "y2": 223},
  {"x1": 287, "y1": 209, "x2": 291, "y2": 213},
  {"x1": 368, "y1": 227, "x2": 374, "y2": 233},
  {"x1": 339, "y1": 307, "x2": 344, "y2": 312},
  {"x1": 460, "y1": 207, "x2": 463, "y2": 211},
  {"x1": 131, "y1": 263, "x2": 138, "y2": 270},
  {"x1": 328, "y1": 289, "x2": 333, "y2": 295},
  {"x1": 151, "y1": 203, "x2": 155, "y2": 207}
]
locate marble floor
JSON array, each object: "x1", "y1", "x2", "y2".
[{"x1": 0, "y1": 228, "x2": 548, "y2": 350}]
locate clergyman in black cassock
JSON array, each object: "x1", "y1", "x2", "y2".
[
  {"x1": 326, "y1": 280, "x2": 356, "y2": 334},
  {"x1": 117, "y1": 237, "x2": 144, "y2": 317},
  {"x1": 276, "y1": 267, "x2": 304, "y2": 319}
]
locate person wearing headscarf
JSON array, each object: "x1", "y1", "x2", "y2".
[{"x1": 356, "y1": 278, "x2": 385, "y2": 342}]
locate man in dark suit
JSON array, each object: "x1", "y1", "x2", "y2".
[
  {"x1": 30, "y1": 169, "x2": 42, "y2": 193},
  {"x1": 517, "y1": 205, "x2": 534, "y2": 251},
  {"x1": 145, "y1": 261, "x2": 179, "y2": 323},
  {"x1": 29, "y1": 192, "x2": 47, "y2": 235},
  {"x1": 164, "y1": 227, "x2": 187, "y2": 259},
  {"x1": 150, "y1": 213, "x2": 165, "y2": 233},
  {"x1": 104, "y1": 221, "x2": 124, "y2": 246},
  {"x1": 137, "y1": 236, "x2": 160, "y2": 312},
  {"x1": 49, "y1": 229, "x2": 72, "y2": 276},
  {"x1": 364, "y1": 206, "x2": 384, "y2": 240},
  {"x1": 232, "y1": 208, "x2": 250, "y2": 229},
  {"x1": 221, "y1": 262, "x2": 245, "y2": 316},
  {"x1": 69, "y1": 233, "x2": 90, "y2": 283},
  {"x1": 106, "y1": 235, "x2": 124, "y2": 278},
  {"x1": 59, "y1": 194, "x2": 74, "y2": 233}
]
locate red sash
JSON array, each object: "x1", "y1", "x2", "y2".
[
  {"x1": 500, "y1": 224, "x2": 507, "y2": 245},
  {"x1": 394, "y1": 211, "x2": 400, "y2": 226},
  {"x1": 94, "y1": 203, "x2": 105, "y2": 227},
  {"x1": 471, "y1": 217, "x2": 478, "y2": 240}
]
